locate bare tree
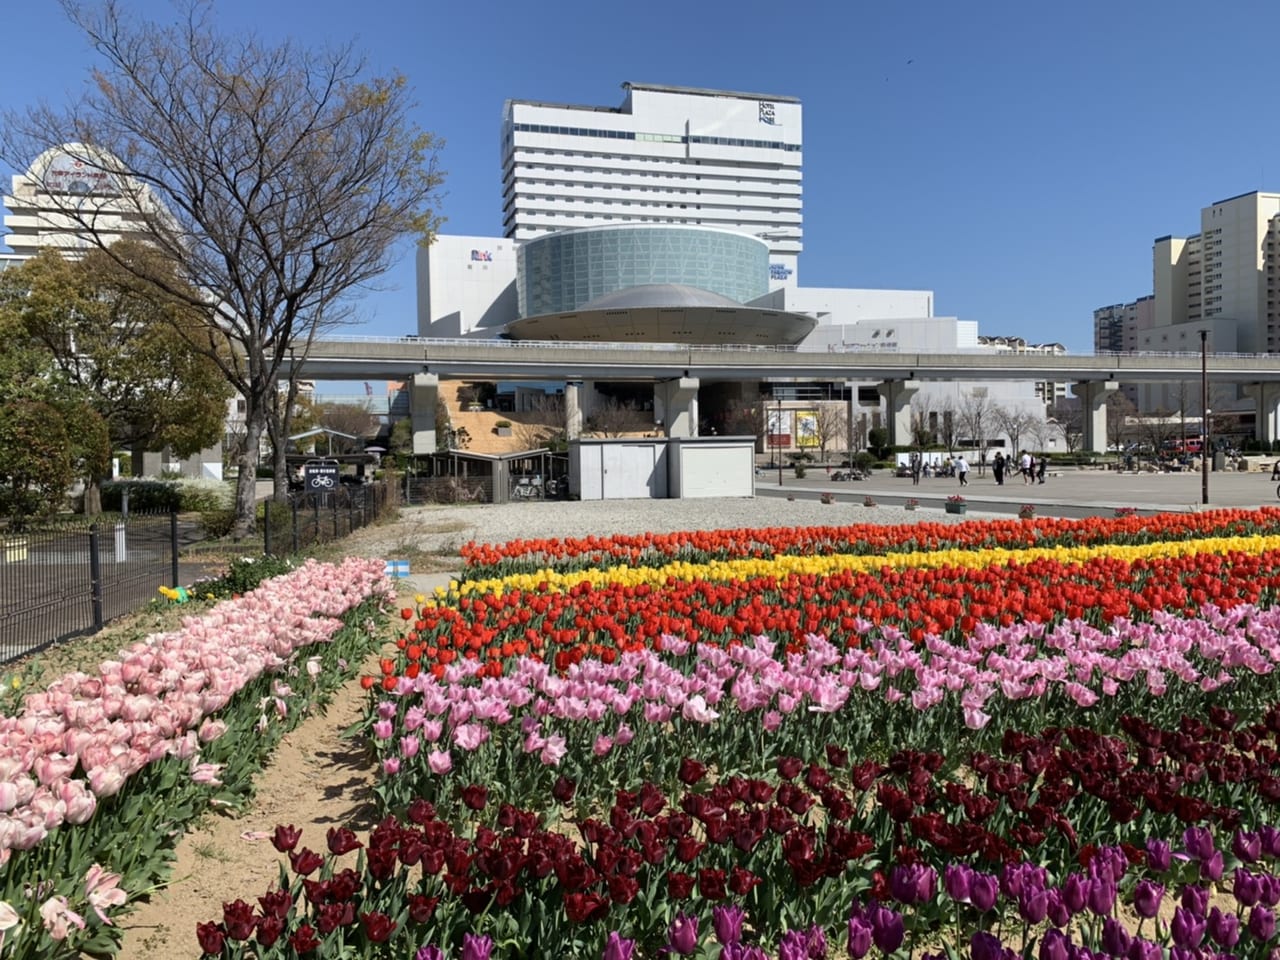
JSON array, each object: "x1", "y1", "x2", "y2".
[
  {"x1": 1133, "y1": 409, "x2": 1179, "y2": 461},
  {"x1": 991, "y1": 404, "x2": 1039, "y2": 458},
  {"x1": 909, "y1": 397, "x2": 936, "y2": 449},
  {"x1": 1106, "y1": 393, "x2": 1138, "y2": 452},
  {"x1": 935, "y1": 397, "x2": 958, "y2": 454},
  {"x1": 0, "y1": 1, "x2": 445, "y2": 535},
  {"x1": 585, "y1": 398, "x2": 650, "y2": 438},
  {"x1": 956, "y1": 390, "x2": 992, "y2": 463},
  {"x1": 513, "y1": 394, "x2": 568, "y2": 450},
  {"x1": 812, "y1": 402, "x2": 848, "y2": 462},
  {"x1": 1047, "y1": 400, "x2": 1084, "y2": 456},
  {"x1": 312, "y1": 401, "x2": 380, "y2": 453}
]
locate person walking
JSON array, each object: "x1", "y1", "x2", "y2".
[
  {"x1": 910, "y1": 451, "x2": 922, "y2": 486},
  {"x1": 1019, "y1": 450, "x2": 1032, "y2": 485},
  {"x1": 955, "y1": 454, "x2": 969, "y2": 486},
  {"x1": 1037, "y1": 457, "x2": 1047, "y2": 485},
  {"x1": 993, "y1": 451, "x2": 1005, "y2": 486}
]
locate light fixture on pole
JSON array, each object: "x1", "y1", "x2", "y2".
[
  {"x1": 1201, "y1": 329, "x2": 1209, "y2": 506},
  {"x1": 777, "y1": 394, "x2": 784, "y2": 487}
]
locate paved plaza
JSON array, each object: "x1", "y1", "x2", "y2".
[{"x1": 759, "y1": 464, "x2": 1280, "y2": 519}]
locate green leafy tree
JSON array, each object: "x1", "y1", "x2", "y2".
[
  {"x1": 0, "y1": 1, "x2": 446, "y2": 536},
  {"x1": 0, "y1": 245, "x2": 229, "y2": 513}
]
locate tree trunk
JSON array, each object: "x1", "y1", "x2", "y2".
[
  {"x1": 231, "y1": 415, "x2": 264, "y2": 539},
  {"x1": 83, "y1": 477, "x2": 102, "y2": 517}
]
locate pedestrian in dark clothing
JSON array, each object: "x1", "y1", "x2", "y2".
[
  {"x1": 1037, "y1": 458, "x2": 1047, "y2": 484},
  {"x1": 993, "y1": 452, "x2": 1005, "y2": 485}
]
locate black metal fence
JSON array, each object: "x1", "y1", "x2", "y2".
[
  {"x1": 0, "y1": 510, "x2": 202, "y2": 665},
  {"x1": 261, "y1": 482, "x2": 393, "y2": 557},
  {"x1": 0, "y1": 482, "x2": 394, "y2": 665}
]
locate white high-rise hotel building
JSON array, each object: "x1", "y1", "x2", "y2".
[{"x1": 500, "y1": 82, "x2": 803, "y2": 286}]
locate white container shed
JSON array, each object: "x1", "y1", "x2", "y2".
[{"x1": 569, "y1": 436, "x2": 755, "y2": 501}]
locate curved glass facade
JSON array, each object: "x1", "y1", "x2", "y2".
[{"x1": 517, "y1": 225, "x2": 769, "y2": 317}]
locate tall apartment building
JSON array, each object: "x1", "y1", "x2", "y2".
[
  {"x1": 1092, "y1": 296, "x2": 1154, "y2": 355},
  {"x1": 500, "y1": 82, "x2": 803, "y2": 287},
  {"x1": 1153, "y1": 191, "x2": 1280, "y2": 354}
]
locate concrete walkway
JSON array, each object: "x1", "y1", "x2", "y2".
[{"x1": 758, "y1": 464, "x2": 1279, "y2": 519}]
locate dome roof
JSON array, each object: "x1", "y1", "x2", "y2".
[{"x1": 579, "y1": 284, "x2": 743, "y2": 311}]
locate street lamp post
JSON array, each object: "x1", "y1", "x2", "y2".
[
  {"x1": 1201, "y1": 329, "x2": 1209, "y2": 506},
  {"x1": 777, "y1": 395, "x2": 784, "y2": 487}
]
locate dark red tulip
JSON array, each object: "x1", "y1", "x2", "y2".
[
  {"x1": 564, "y1": 892, "x2": 610, "y2": 924},
  {"x1": 222, "y1": 900, "x2": 256, "y2": 940},
  {"x1": 678, "y1": 757, "x2": 707, "y2": 785},
  {"x1": 777, "y1": 756, "x2": 803, "y2": 780},
  {"x1": 196, "y1": 921, "x2": 226, "y2": 955},
  {"x1": 667, "y1": 871, "x2": 696, "y2": 899},
  {"x1": 697, "y1": 868, "x2": 727, "y2": 900},
  {"x1": 256, "y1": 914, "x2": 284, "y2": 948},
  {"x1": 258, "y1": 889, "x2": 292, "y2": 920},
  {"x1": 288, "y1": 848, "x2": 325, "y2": 877},
  {"x1": 461, "y1": 784, "x2": 489, "y2": 810},
  {"x1": 409, "y1": 894, "x2": 439, "y2": 923},
  {"x1": 288, "y1": 923, "x2": 320, "y2": 953},
  {"x1": 361, "y1": 911, "x2": 396, "y2": 942},
  {"x1": 326, "y1": 827, "x2": 363, "y2": 856},
  {"x1": 271, "y1": 824, "x2": 302, "y2": 853},
  {"x1": 552, "y1": 775, "x2": 576, "y2": 804}
]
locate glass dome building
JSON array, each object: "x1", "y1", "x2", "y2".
[
  {"x1": 516, "y1": 224, "x2": 769, "y2": 318},
  {"x1": 505, "y1": 224, "x2": 815, "y2": 344}
]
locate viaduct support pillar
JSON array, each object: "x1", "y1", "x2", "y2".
[
  {"x1": 411, "y1": 373, "x2": 439, "y2": 455},
  {"x1": 1074, "y1": 381, "x2": 1117, "y2": 455},
  {"x1": 1244, "y1": 383, "x2": 1280, "y2": 445},
  {"x1": 565, "y1": 381, "x2": 584, "y2": 440},
  {"x1": 876, "y1": 380, "x2": 920, "y2": 448},
  {"x1": 655, "y1": 378, "x2": 700, "y2": 437}
]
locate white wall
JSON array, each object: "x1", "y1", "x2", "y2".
[{"x1": 417, "y1": 235, "x2": 518, "y2": 335}]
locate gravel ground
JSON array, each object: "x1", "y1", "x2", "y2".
[{"x1": 344, "y1": 497, "x2": 997, "y2": 563}]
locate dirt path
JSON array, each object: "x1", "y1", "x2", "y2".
[{"x1": 116, "y1": 657, "x2": 380, "y2": 958}]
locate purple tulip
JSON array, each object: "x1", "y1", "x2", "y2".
[
  {"x1": 846, "y1": 916, "x2": 872, "y2": 960},
  {"x1": 1234, "y1": 830, "x2": 1263, "y2": 863},
  {"x1": 461, "y1": 934, "x2": 493, "y2": 960},
  {"x1": 944, "y1": 864, "x2": 972, "y2": 903},
  {"x1": 1234, "y1": 868, "x2": 1262, "y2": 907},
  {"x1": 722, "y1": 945, "x2": 766, "y2": 960},
  {"x1": 1171, "y1": 907, "x2": 1207, "y2": 949},
  {"x1": 1045, "y1": 889, "x2": 1070, "y2": 929},
  {"x1": 889, "y1": 863, "x2": 936, "y2": 905},
  {"x1": 777, "y1": 930, "x2": 808, "y2": 960},
  {"x1": 1181, "y1": 884, "x2": 1209, "y2": 917},
  {"x1": 1200, "y1": 850, "x2": 1224, "y2": 882},
  {"x1": 1086, "y1": 876, "x2": 1116, "y2": 916},
  {"x1": 1262, "y1": 874, "x2": 1280, "y2": 907},
  {"x1": 970, "y1": 872, "x2": 1000, "y2": 912},
  {"x1": 867, "y1": 904, "x2": 904, "y2": 954},
  {"x1": 712, "y1": 905, "x2": 745, "y2": 946},
  {"x1": 1146, "y1": 838, "x2": 1172, "y2": 872},
  {"x1": 805, "y1": 924, "x2": 827, "y2": 959},
  {"x1": 1207, "y1": 906, "x2": 1240, "y2": 948},
  {"x1": 1131, "y1": 879, "x2": 1164, "y2": 919},
  {"x1": 970, "y1": 931, "x2": 1003, "y2": 960},
  {"x1": 1260, "y1": 825, "x2": 1280, "y2": 858},
  {"x1": 1183, "y1": 825, "x2": 1215, "y2": 861},
  {"x1": 1127, "y1": 937, "x2": 1162, "y2": 960},
  {"x1": 667, "y1": 913, "x2": 698, "y2": 956},
  {"x1": 1061, "y1": 873, "x2": 1088, "y2": 913},
  {"x1": 1102, "y1": 917, "x2": 1132, "y2": 956},
  {"x1": 1018, "y1": 887, "x2": 1048, "y2": 925},
  {"x1": 1039, "y1": 929, "x2": 1070, "y2": 960},
  {"x1": 1249, "y1": 905, "x2": 1277, "y2": 941},
  {"x1": 602, "y1": 931, "x2": 635, "y2": 960},
  {"x1": 415, "y1": 947, "x2": 445, "y2": 960}
]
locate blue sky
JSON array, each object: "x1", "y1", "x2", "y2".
[{"x1": 4, "y1": 0, "x2": 1280, "y2": 354}]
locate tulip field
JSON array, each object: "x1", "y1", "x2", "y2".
[{"x1": 18, "y1": 508, "x2": 1280, "y2": 959}]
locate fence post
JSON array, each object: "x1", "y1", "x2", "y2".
[
  {"x1": 332, "y1": 496, "x2": 339, "y2": 539},
  {"x1": 89, "y1": 524, "x2": 104, "y2": 631},
  {"x1": 348, "y1": 493, "x2": 355, "y2": 535},
  {"x1": 263, "y1": 500, "x2": 272, "y2": 557},
  {"x1": 170, "y1": 508, "x2": 179, "y2": 588},
  {"x1": 313, "y1": 496, "x2": 320, "y2": 547},
  {"x1": 292, "y1": 500, "x2": 300, "y2": 554}
]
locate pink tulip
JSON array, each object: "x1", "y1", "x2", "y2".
[{"x1": 427, "y1": 750, "x2": 452, "y2": 774}]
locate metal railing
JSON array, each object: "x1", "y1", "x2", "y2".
[
  {"x1": 261, "y1": 482, "x2": 393, "y2": 557},
  {"x1": 0, "y1": 510, "x2": 196, "y2": 664}
]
